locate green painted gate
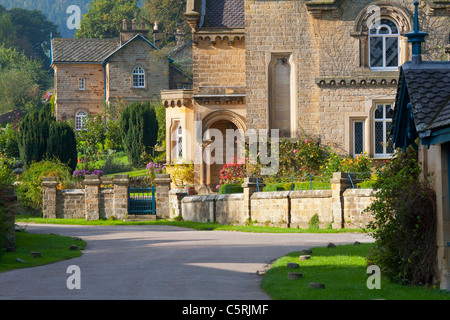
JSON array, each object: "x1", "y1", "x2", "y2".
[{"x1": 128, "y1": 186, "x2": 156, "y2": 215}]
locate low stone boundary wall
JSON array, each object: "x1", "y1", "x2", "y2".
[
  {"x1": 42, "y1": 174, "x2": 172, "y2": 221},
  {"x1": 176, "y1": 173, "x2": 375, "y2": 229}
]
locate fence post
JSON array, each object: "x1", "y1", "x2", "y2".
[
  {"x1": 330, "y1": 172, "x2": 351, "y2": 229},
  {"x1": 113, "y1": 174, "x2": 130, "y2": 220},
  {"x1": 42, "y1": 176, "x2": 58, "y2": 219},
  {"x1": 84, "y1": 175, "x2": 101, "y2": 221},
  {"x1": 154, "y1": 174, "x2": 172, "y2": 219},
  {"x1": 242, "y1": 177, "x2": 265, "y2": 224}
]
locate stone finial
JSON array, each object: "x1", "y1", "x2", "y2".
[
  {"x1": 405, "y1": 1, "x2": 428, "y2": 64},
  {"x1": 122, "y1": 19, "x2": 128, "y2": 30},
  {"x1": 132, "y1": 19, "x2": 137, "y2": 30}
]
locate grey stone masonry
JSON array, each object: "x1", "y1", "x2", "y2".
[{"x1": 154, "y1": 174, "x2": 172, "y2": 219}]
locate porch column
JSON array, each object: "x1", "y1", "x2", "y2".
[{"x1": 330, "y1": 172, "x2": 354, "y2": 229}]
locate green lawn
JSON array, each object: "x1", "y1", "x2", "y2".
[
  {"x1": 261, "y1": 243, "x2": 450, "y2": 300},
  {"x1": 15, "y1": 215, "x2": 364, "y2": 233},
  {"x1": 0, "y1": 230, "x2": 86, "y2": 273}
]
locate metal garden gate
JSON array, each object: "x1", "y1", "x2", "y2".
[{"x1": 128, "y1": 185, "x2": 156, "y2": 216}]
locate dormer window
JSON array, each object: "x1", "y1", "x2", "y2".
[
  {"x1": 369, "y1": 19, "x2": 400, "y2": 71},
  {"x1": 132, "y1": 67, "x2": 145, "y2": 88}
]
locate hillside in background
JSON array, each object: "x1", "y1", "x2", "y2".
[{"x1": 1, "y1": 0, "x2": 143, "y2": 38}]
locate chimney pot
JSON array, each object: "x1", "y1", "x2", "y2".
[
  {"x1": 132, "y1": 19, "x2": 136, "y2": 30},
  {"x1": 122, "y1": 19, "x2": 128, "y2": 30}
]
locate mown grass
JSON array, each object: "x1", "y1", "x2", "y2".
[
  {"x1": 15, "y1": 215, "x2": 365, "y2": 233},
  {"x1": 261, "y1": 243, "x2": 450, "y2": 300},
  {"x1": 0, "y1": 230, "x2": 86, "y2": 273}
]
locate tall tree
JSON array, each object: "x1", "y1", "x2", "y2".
[
  {"x1": 140, "y1": 0, "x2": 190, "y2": 47},
  {"x1": 75, "y1": 0, "x2": 140, "y2": 39},
  {"x1": 120, "y1": 101, "x2": 158, "y2": 166}
]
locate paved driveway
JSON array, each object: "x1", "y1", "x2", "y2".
[{"x1": 0, "y1": 224, "x2": 373, "y2": 300}]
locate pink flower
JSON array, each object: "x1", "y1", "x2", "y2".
[
  {"x1": 305, "y1": 139, "x2": 308, "y2": 144},
  {"x1": 293, "y1": 149, "x2": 298, "y2": 154}
]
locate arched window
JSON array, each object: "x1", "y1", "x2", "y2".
[
  {"x1": 132, "y1": 67, "x2": 145, "y2": 88},
  {"x1": 176, "y1": 124, "x2": 183, "y2": 163},
  {"x1": 75, "y1": 111, "x2": 87, "y2": 131},
  {"x1": 369, "y1": 19, "x2": 400, "y2": 70}
]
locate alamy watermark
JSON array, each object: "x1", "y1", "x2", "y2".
[
  {"x1": 66, "y1": 265, "x2": 81, "y2": 290},
  {"x1": 66, "y1": 5, "x2": 81, "y2": 30}
]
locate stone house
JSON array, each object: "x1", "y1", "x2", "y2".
[
  {"x1": 161, "y1": 0, "x2": 449, "y2": 192},
  {"x1": 51, "y1": 20, "x2": 192, "y2": 131}
]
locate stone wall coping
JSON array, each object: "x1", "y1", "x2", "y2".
[
  {"x1": 343, "y1": 188, "x2": 375, "y2": 197},
  {"x1": 215, "y1": 194, "x2": 243, "y2": 201},
  {"x1": 59, "y1": 189, "x2": 84, "y2": 195},
  {"x1": 84, "y1": 175, "x2": 101, "y2": 186},
  {"x1": 251, "y1": 191, "x2": 291, "y2": 200},
  {"x1": 289, "y1": 190, "x2": 332, "y2": 199},
  {"x1": 182, "y1": 193, "x2": 244, "y2": 203}
]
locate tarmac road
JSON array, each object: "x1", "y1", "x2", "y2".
[{"x1": 0, "y1": 223, "x2": 373, "y2": 300}]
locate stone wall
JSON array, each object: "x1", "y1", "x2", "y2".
[
  {"x1": 178, "y1": 173, "x2": 375, "y2": 229},
  {"x1": 42, "y1": 174, "x2": 172, "y2": 221}
]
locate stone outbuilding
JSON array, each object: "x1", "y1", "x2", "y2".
[{"x1": 51, "y1": 19, "x2": 192, "y2": 130}]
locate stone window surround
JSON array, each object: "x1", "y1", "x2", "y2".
[
  {"x1": 351, "y1": 3, "x2": 413, "y2": 72},
  {"x1": 75, "y1": 109, "x2": 88, "y2": 131},
  {"x1": 345, "y1": 95, "x2": 396, "y2": 159},
  {"x1": 78, "y1": 78, "x2": 85, "y2": 91}
]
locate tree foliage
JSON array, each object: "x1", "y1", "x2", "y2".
[
  {"x1": 75, "y1": 0, "x2": 140, "y2": 39},
  {"x1": 120, "y1": 101, "x2": 158, "y2": 166},
  {"x1": 16, "y1": 105, "x2": 77, "y2": 172},
  {"x1": 140, "y1": 0, "x2": 191, "y2": 47},
  {"x1": 366, "y1": 146, "x2": 437, "y2": 286}
]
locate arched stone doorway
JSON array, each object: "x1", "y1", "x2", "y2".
[{"x1": 199, "y1": 111, "x2": 246, "y2": 192}]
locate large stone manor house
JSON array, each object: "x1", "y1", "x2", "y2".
[{"x1": 161, "y1": 0, "x2": 450, "y2": 191}]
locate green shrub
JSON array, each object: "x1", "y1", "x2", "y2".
[
  {"x1": 15, "y1": 159, "x2": 72, "y2": 213},
  {"x1": 309, "y1": 213, "x2": 320, "y2": 229},
  {"x1": 366, "y1": 146, "x2": 437, "y2": 286},
  {"x1": 120, "y1": 101, "x2": 158, "y2": 166},
  {"x1": 219, "y1": 184, "x2": 243, "y2": 194}
]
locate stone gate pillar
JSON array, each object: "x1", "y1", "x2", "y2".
[
  {"x1": 113, "y1": 174, "x2": 129, "y2": 220},
  {"x1": 331, "y1": 172, "x2": 354, "y2": 229},
  {"x1": 84, "y1": 175, "x2": 101, "y2": 221},
  {"x1": 154, "y1": 174, "x2": 172, "y2": 219},
  {"x1": 242, "y1": 177, "x2": 264, "y2": 223},
  {"x1": 42, "y1": 176, "x2": 58, "y2": 219}
]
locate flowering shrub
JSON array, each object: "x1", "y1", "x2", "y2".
[
  {"x1": 73, "y1": 169, "x2": 104, "y2": 178},
  {"x1": 146, "y1": 162, "x2": 166, "y2": 184},
  {"x1": 321, "y1": 152, "x2": 373, "y2": 180},
  {"x1": 219, "y1": 158, "x2": 245, "y2": 185}
]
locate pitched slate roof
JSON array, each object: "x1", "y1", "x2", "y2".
[
  {"x1": 402, "y1": 61, "x2": 450, "y2": 133},
  {"x1": 202, "y1": 0, "x2": 244, "y2": 28},
  {"x1": 392, "y1": 61, "x2": 450, "y2": 148},
  {"x1": 52, "y1": 38, "x2": 119, "y2": 63}
]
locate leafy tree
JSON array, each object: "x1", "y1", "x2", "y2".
[
  {"x1": 75, "y1": 0, "x2": 140, "y2": 39},
  {"x1": 7, "y1": 8, "x2": 60, "y2": 69},
  {"x1": 140, "y1": 0, "x2": 191, "y2": 47},
  {"x1": 0, "y1": 12, "x2": 15, "y2": 48},
  {"x1": 120, "y1": 101, "x2": 158, "y2": 166},
  {"x1": 366, "y1": 146, "x2": 437, "y2": 286}
]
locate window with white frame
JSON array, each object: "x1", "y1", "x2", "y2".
[
  {"x1": 75, "y1": 111, "x2": 87, "y2": 131},
  {"x1": 132, "y1": 67, "x2": 145, "y2": 88},
  {"x1": 78, "y1": 78, "x2": 85, "y2": 91},
  {"x1": 369, "y1": 19, "x2": 400, "y2": 70},
  {"x1": 374, "y1": 104, "x2": 394, "y2": 157},
  {"x1": 353, "y1": 120, "x2": 365, "y2": 158}
]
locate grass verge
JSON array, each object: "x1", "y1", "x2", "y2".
[
  {"x1": 261, "y1": 243, "x2": 450, "y2": 300},
  {"x1": 15, "y1": 215, "x2": 365, "y2": 233},
  {"x1": 0, "y1": 229, "x2": 86, "y2": 273}
]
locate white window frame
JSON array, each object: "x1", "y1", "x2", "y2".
[
  {"x1": 369, "y1": 19, "x2": 400, "y2": 71},
  {"x1": 132, "y1": 67, "x2": 146, "y2": 88},
  {"x1": 78, "y1": 78, "x2": 85, "y2": 91},
  {"x1": 352, "y1": 120, "x2": 365, "y2": 158},
  {"x1": 373, "y1": 104, "x2": 394, "y2": 158},
  {"x1": 75, "y1": 111, "x2": 87, "y2": 131}
]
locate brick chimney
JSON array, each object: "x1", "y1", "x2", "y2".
[{"x1": 120, "y1": 19, "x2": 150, "y2": 46}]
